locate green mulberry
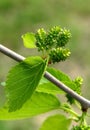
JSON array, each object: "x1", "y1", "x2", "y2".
[
  {"x1": 49, "y1": 48, "x2": 71, "y2": 63},
  {"x1": 35, "y1": 26, "x2": 71, "y2": 51},
  {"x1": 35, "y1": 28, "x2": 46, "y2": 51},
  {"x1": 45, "y1": 26, "x2": 61, "y2": 49},
  {"x1": 56, "y1": 29, "x2": 71, "y2": 47}
]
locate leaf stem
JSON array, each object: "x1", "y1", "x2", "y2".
[
  {"x1": 0, "y1": 44, "x2": 90, "y2": 110},
  {"x1": 59, "y1": 106, "x2": 79, "y2": 118},
  {"x1": 79, "y1": 112, "x2": 87, "y2": 126}
]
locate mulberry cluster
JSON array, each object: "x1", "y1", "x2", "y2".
[
  {"x1": 56, "y1": 29, "x2": 71, "y2": 47},
  {"x1": 74, "y1": 77, "x2": 83, "y2": 94},
  {"x1": 35, "y1": 26, "x2": 71, "y2": 63},
  {"x1": 35, "y1": 28, "x2": 46, "y2": 51},
  {"x1": 49, "y1": 48, "x2": 71, "y2": 63},
  {"x1": 45, "y1": 26, "x2": 62, "y2": 49}
]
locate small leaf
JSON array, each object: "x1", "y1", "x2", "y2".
[
  {"x1": 0, "y1": 92, "x2": 60, "y2": 120},
  {"x1": 40, "y1": 114, "x2": 71, "y2": 130},
  {"x1": 22, "y1": 33, "x2": 36, "y2": 48},
  {"x1": 6, "y1": 56, "x2": 47, "y2": 112}
]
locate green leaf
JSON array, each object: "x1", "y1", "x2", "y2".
[
  {"x1": 47, "y1": 67, "x2": 81, "y2": 104},
  {"x1": 37, "y1": 67, "x2": 78, "y2": 95},
  {"x1": 47, "y1": 67, "x2": 79, "y2": 93},
  {"x1": 47, "y1": 67, "x2": 71, "y2": 82},
  {"x1": 0, "y1": 92, "x2": 60, "y2": 120},
  {"x1": 22, "y1": 33, "x2": 36, "y2": 48},
  {"x1": 37, "y1": 79, "x2": 64, "y2": 94},
  {"x1": 40, "y1": 114, "x2": 71, "y2": 130},
  {"x1": 6, "y1": 56, "x2": 47, "y2": 112}
]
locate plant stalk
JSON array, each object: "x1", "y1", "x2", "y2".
[
  {"x1": 0, "y1": 44, "x2": 90, "y2": 110},
  {"x1": 59, "y1": 106, "x2": 79, "y2": 118}
]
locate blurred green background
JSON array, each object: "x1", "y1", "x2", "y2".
[{"x1": 0, "y1": 0, "x2": 90, "y2": 129}]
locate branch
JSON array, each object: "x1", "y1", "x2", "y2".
[
  {"x1": 0, "y1": 44, "x2": 25, "y2": 62},
  {"x1": 0, "y1": 44, "x2": 90, "y2": 110}
]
